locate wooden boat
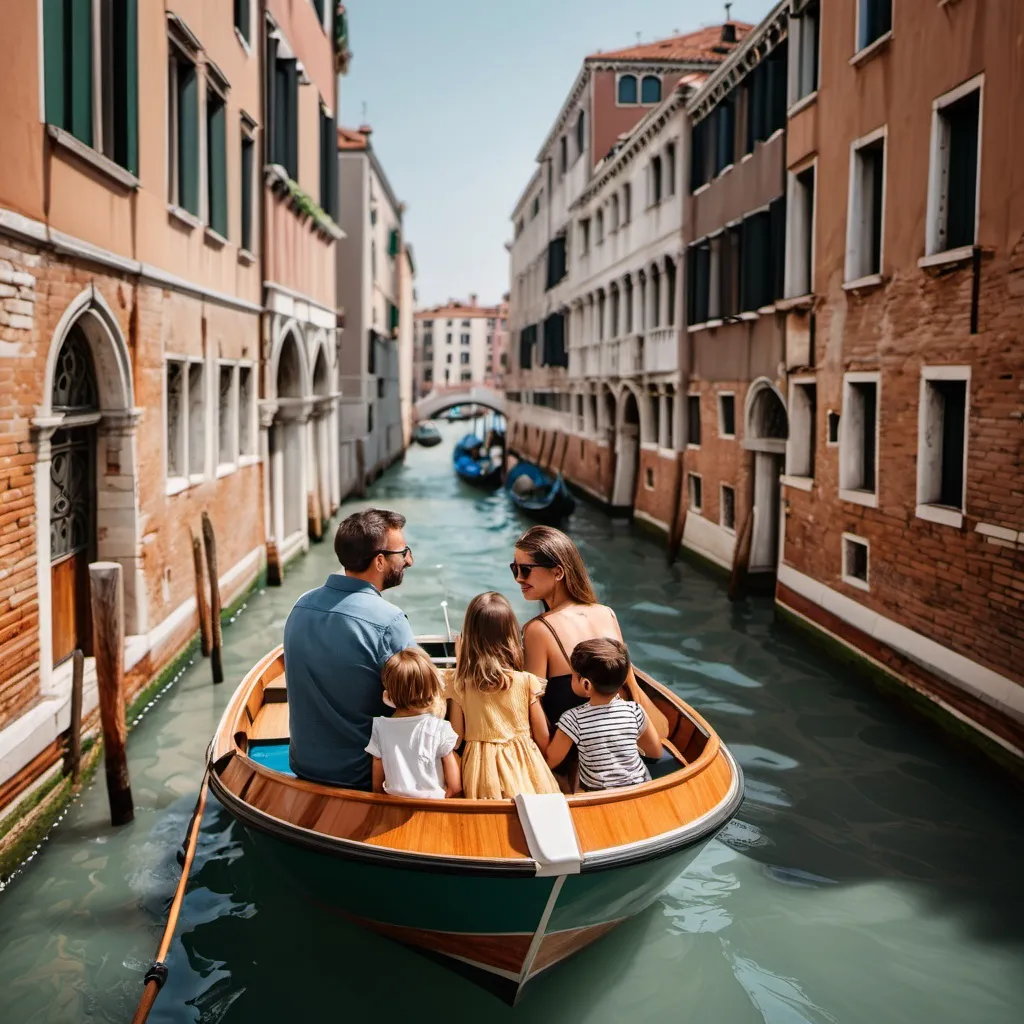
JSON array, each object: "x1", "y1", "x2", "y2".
[
  {"x1": 506, "y1": 460, "x2": 576, "y2": 523},
  {"x1": 207, "y1": 639, "x2": 743, "y2": 1003},
  {"x1": 453, "y1": 433, "x2": 502, "y2": 488},
  {"x1": 412, "y1": 422, "x2": 442, "y2": 447}
]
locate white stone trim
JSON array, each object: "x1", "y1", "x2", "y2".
[
  {"x1": 840, "y1": 531, "x2": 871, "y2": 591},
  {"x1": 845, "y1": 125, "x2": 888, "y2": 284},
  {"x1": 778, "y1": 563, "x2": 1024, "y2": 725},
  {"x1": 264, "y1": 281, "x2": 338, "y2": 329},
  {"x1": 634, "y1": 509, "x2": 669, "y2": 533},
  {"x1": 681, "y1": 513, "x2": 735, "y2": 571},
  {"x1": 781, "y1": 474, "x2": 814, "y2": 492}
]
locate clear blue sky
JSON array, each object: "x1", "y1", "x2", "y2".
[{"x1": 341, "y1": 0, "x2": 770, "y2": 308}]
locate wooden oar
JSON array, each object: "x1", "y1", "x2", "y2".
[{"x1": 130, "y1": 770, "x2": 211, "y2": 1024}]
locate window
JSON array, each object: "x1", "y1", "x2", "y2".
[
  {"x1": 688, "y1": 473, "x2": 703, "y2": 512},
  {"x1": 917, "y1": 369, "x2": 969, "y2": 525},
  {"x1": 596, "y1": 210, "x2": 605, "y2": 245},
  {"x1": 641, "y1": 76, "x2": 661, "y2": 104},
  {"x1": 718, "y1": 393, "x2": 736, "y2": 438},
  {"x1": 580, "y1": 218, "x2": 591, "y2": 255},
  {"x1": 240, "y1": 128, "x2": 255, "y2": 251},
  {"x1": 234, "y1": 0, "x2": 250, "y2": 45},
  {"x1": 377, "y1": 378, "x2": 385, "y2": 400},
  {"x1": 665, "y1": 143, "x2": 677, "y2": 196},
  {"x1": 43, "y1": 0, "x2": 139, "y2": 174},
  {"x1": 389, "y1": 302, "x2": 400, "y2": 334},
  {"x1": 687, "y1": 240, "x2": 711, "y2": 325},
  {"x1": 576, "y1": 111, "x2": 586, "y2": 162},
  {"x1": 389, "y1": 229, "x2": 401, "y2": 258},
  {"x1": 687, "y1": 394, "x2": 701, "y2": 447},
  {"x1": 618, "y1": 74, "x2": 638, "y2": 105},
  {"x1": 740, "y1": 210, "x2": 773, "y2": 310},
  {"x1": 367, "y1": 405, "x2": 374, "y2": 434},
  {"x1": 622, "y1": 184, "x2": 631, "y2": 225},
  {"x1": 721, "y1": 485, "x2": 736, "y2": 531},
  {"x1": 927, "y1": 81, "x2": 982, "y2": 255},
  {"x1": 445, "y1": 353, "x2": 452, "y2": 364},
  {"x1": 206, "y1": 87, "x2": 228, "y2": 236},
  {"x1": 742, "y1": 44, "x2": 788, "y2": 157},
  {"x1": 840, "y1": 375, "x2": 879, "y2": 503},
  {"x1": 787, "y1": 381, "x2": 817, "y2": 478},
  {"x1": 715, "y1": 94, "x2": 736, "y2": 175},
  {"x1": 460, "y1": 371, "x2": 472, "y2": 382},
  {"x1": 168, "y1": 43, "x2": 199, "y2": 214},
  {"x1": 559, "y1": 135, "x2": 568, "y2": 175},
  {"x1": 786, "y1": 164, "x2": 815, "y2": 296},
  {"x1": 719, "y1": 226, "x2": 742, "y2": 318},
  {"x1": 460, "y1": 352, "x2": 470, "y2": 365},
  {"x1": 650, "y1": 155, "x2": 663, "y2": 206},
  {"x1": 238, "y1": 365, "x2": 254, "y2": 456},
  {"x1": 827, "y1": 410, "x2": 840, "y2": 445},
  {"x1": 165, "y1": 357, "x2": 205, "y2": 483},
  {"x1": 666, "y1": 257, "x2": 677, "y2": 326},
  {"x1": 857, "y1": 0, "x2": 892, "y2": 53},
  {"x1": 645, "y1": 467, "x2": 655, "y2": 490},
  {"x1": 531, "y1": 194, "x2": 541, "y2": 220},
  {"x1": 842, "y1": 534, "x2": 870, "y2": 590},
  {"x1": 424, "y1": 366, "x2": 433, "y2": 383},
  {"x1": 546, "y1": 235, "x2": 568, "y2": 289},
  {"x1": 610, "y1": 195, "x2": 620, "y2": 232},
  {"x1": 268, "y1": 38, "x2": 299, "y2": 179},
  {"x1": 461, "y1": 334, "x2": 470, "y2": 345},
  {"x1": 320, "y1": 104, "x2": 338, "y2": 219},
  {"x1": 519, "y1": 324, "x2": 538, "y2": 370},
  {"x1": 790, "y1": 1, "x2": 820, "y2": 104},
  {"x1": 846, "y1": 133, "x2": 885, "y2": 281},
  {"x1": 218, "y1": 364, "x2": 235, "y2": 466}
]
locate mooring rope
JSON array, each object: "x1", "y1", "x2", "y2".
[{"x1": 130, "y1": 768, "x2": 211, "y2": 1024}]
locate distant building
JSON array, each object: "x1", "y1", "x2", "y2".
[
  {"x1": 397, "y1": 245, "x2": 417, "y2": 446},
  {"x1": 414, "y1": 296, "x2": 508, "y2": 399},
  {"x1": 336, "y1": 124, "x2": 410, "y2": 492}
]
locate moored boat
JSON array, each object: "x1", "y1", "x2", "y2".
[
  {"x1": 506, "y1": 460, "x2": 576, "y2": 523},
  {"x1": 412, "y1": 421, "x2": 442, "y2": 447},
  {"x1": 207, "y1": 639, "x2": 743, "y2": 1003},
  {"x1": 453, "y1": 433, "x2": 502, "y2": 488}
]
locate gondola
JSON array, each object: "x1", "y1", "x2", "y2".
[
  {"x1": 505, "y1": 460, "x2": 576, "y2": 523},
  {"x1": 412, "y1": 421, "x2": 442, "y2": 447},
  {"x1": 207, "y1": 639, "x2": 743, "y2": 1004},
  {"x1": 453, "y1": 433, "x2": 502, "y2": 488}
]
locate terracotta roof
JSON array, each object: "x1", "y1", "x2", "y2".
[
  {"x1": 416, "y1": 301, "x2": 505, "y2": 320},
  {"x1": 337, "y1": 126, "x2": 370, "y2": 151},
  {"x1": 587, "y1": 23, "x2": 752, "y2": 63}
]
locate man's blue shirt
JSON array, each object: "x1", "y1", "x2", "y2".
[{"x1": 284, "y1": 574, "x2": 415, "y2": 789}]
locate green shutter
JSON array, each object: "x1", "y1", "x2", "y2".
[
  {"x1": 69, "y1": 0, "x2": 93, "y2": 145},
  {"x1": 285, "y1": 60, "x2": 299, "y2": 180},
  {"x1": 389, "y1": 229, "x2": 400, "y2": 258},
  {"x1": 241, "y1": 135, "x2": 254, "y2": 250},
  {"x1": 178, "y1": 63, "x2": 199, "y2": 215},
  {"x1": 43, "y1": 0, "x2": 67, "y2": 128},
  {"x1": 207, "y1": 94, "x2": 227, "y2": 236},
  {"x1": 234, "y1": 0, "x2": 250, "y2": 44},
  {"x1": 113, "y1": 0, "x2": 138, "y2": 174}
]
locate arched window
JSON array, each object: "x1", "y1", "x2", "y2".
[
  {"x1": 617, "y1": 74, "x2": 638, "y2": 104},
  {"x1": 641, "y1": 75, "x2": 662, "y2": 104},
  {"x1": 576, "y1": 111, "x2": 586, "y2": 160}
]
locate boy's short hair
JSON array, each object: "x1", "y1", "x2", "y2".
[
  {"x1": 570, "y1": 638, "x2": 630, "y2": 695},
  {"x1": 382, "y1": 647, "x2": 443, "y2": 711}
]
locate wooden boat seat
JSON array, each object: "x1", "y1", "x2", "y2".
[{"x1": 250, "y1": 702, "x2": 289, "y2": 741}]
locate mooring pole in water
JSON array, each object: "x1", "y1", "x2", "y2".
[
  {"x1": 666, "y1": 451, "x2": 687, "y2": 567},
  {"x1": 191, "y1": 531, "x2": 212, "y2": 658},
  {"x1": 201, "y1": 513, "x2": 224, "y2": 684},
  {"x1": 89, "y1": 561, "x2": 134, "y2": 826},
  {"x1": 63, "y1": 648, "x2": 84, "y2": 783}
]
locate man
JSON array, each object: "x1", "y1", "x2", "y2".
[{"x1": 284, "y1": 508, "x2": 416, "y2": 789}]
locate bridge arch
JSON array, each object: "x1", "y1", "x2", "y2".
[{"x1": 414, "y1": 385, "x2": 507, "y2": 421}]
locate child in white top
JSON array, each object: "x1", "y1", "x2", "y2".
[
  {"x1": 545, "y1": 638, "x2": 662, "y2": 791},
  {"x1": 366, "y1": 647, "x2": 462, "y2": 799}
]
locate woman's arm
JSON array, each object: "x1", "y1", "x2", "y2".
[
  {"x1": 545, "y1": 728, "x2": 574, "y2": 770},
  {"x1": 449, "y1": 702, "x2": 465, "y2": 741},
  {"x1": 529, "y1": 698, "x2": 550, "y2": 755},
  {"x1": 371, "y1": 757, "x2": 386, "y2": 794},
  {"x1": 522, "y1": 619, "x2": 550, "y2": 679},
  {"x1": 608, "y1": 609, "x2": 671, "y2": 738},
  {"x1": 442, "y1": 752, "x2": 462, "y2": 798}
]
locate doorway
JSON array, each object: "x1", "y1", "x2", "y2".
[
  {"x1": 612, "y1": 389, "x2": 640, "y2": 508},
  {"x1": 745, "y1": 382, "x2": 788, "y2": 574}
]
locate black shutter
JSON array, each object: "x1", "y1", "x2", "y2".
[
  {"x1": 266, "y1": 36, "x2": 279, "y2": 164},
  {"x1": 112, "y1": 0, "x2": 139, "y2": 174},
  {"x1": 285, "y1": 60, "x2": 299, "y2": 180},
  {"x1": 945, "y1": 91, "x2": 980, "y2": 249},
  {"x1": 937, "y1": 381, "x2": 966, "y2": 507},
  {"x1": 767, "y1": 41, "x2": 788, "y2": 135},
  {"x1": 769, "y1": 196, "x2": 787, "y2": 301},
  {"x1": 694, "y1": 242, "x2": 710, "y2": 324}
]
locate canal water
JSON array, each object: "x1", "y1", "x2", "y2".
[{"x1": 1, "y1": 420, "x2": 1022, "y2": 1024}]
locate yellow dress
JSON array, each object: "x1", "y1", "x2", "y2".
[{"x1": 450, "y1": 671, "x2": 560, "y2": 800}]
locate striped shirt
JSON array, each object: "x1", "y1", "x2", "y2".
[{"x1": 556, "y1": 699, "x2": 649, "y2": 791}]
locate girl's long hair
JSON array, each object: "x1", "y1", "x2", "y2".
[
  {"x1": 456, "y1": 592, "x2": 524, "y2": 692},
  {"x1": 515, "y1": 526, "x2": 598, "y2": 606}
]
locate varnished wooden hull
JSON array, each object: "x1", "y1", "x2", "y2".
[{"x1": 207, "y1": 642, "x2": 743, "y2": 1002}]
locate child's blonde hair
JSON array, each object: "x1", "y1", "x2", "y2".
[
  {"x1": 455, "y1": 592, "x2": 523, "y2": 693},
  {"x1": 382, "y1": 647, "x2": 444, "y2": 711}
]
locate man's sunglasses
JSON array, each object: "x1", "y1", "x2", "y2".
[
  {"x1": 376, "y1": 546, "x2": 412, "y2": 559},
  {"x1": 509, "y1": 561, "x2": 554, "y2": 580}
]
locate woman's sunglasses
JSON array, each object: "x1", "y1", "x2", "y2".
[{"x1": 509, "y1": 561, "x2": 554, "y2": 580}]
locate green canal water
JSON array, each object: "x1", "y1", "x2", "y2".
[{"x1": 1, "y1": 420, "x2": 1022, "y2": 1023}]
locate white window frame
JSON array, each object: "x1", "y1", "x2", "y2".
[
  {"x1": 237, "y1": 361, "x2": 258, "y2": 462},
  {"x1": 720, "y1": 483, "x2": 736, "y2": 533},
  {"x1": 916, "y1": 365, "x2": 970, "y2": 529},
  {"x1": 216, "y1": 360, "x2": 239, "y2": 476},
  {"x1": 687, "y1": 472, "x2": 703, "y2": 514},
  {"x1": 844, "y1": 126, "x2": 887, "y2": 286},
  {"x1": 841, "y1": 532, "x2": 871, "y2": 591},
  {"x1": 854, "y1": 0, "x2": 894, "y2": 59},
  {"x1": 164, "y1": 354, "x2": 208, "y2": 495},
  {"x1": 839, "y1": 371, "x2": 880, "y2": 507},
  {"x1": 784, "y1": 157, "x2": 817, "y2": 298},
  {"x1": 924, "y1": 74, "x2": 984, "y2": 259},
  {"x1": 717, "y1": 391, "x2": 736, "y2": 439},
  {"x1": 784, "y1": 376, "x2": 817, "y2": 488}
]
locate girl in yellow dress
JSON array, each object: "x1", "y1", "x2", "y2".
[{"x1": 448, "y1": 592, "x2": 560, "y2": 800}]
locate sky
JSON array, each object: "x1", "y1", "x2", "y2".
[{"x1": 341, "y1": 0, "x2": 771, "y2": 309}]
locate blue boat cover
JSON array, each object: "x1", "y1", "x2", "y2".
[{"x1": 248, "y1": 741, "x2": 295, "y2": 776}]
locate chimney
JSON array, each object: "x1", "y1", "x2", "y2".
[
  {"x1": 721, "y1": 22, "x2": 737, "y2": 44},
  {"x1": 359, "y1": 123, "x2": 373, "y2": 138},
  {"x1": 469, "y1": 293, "x2": 478, "y2": 307}
]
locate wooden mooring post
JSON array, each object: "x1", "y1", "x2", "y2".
[
  {"x1": 89, "y1": 562, "x2": 134, "y2": 826},
  {"x1": 201, "y1": 512, "x2": 224, "y2": 684},
  {"x1": 191, "y1": 531, "x2": 212, "y2": 657},
  {"x1": 63, "y1": 648, "x2": 84, "y2": 783}
]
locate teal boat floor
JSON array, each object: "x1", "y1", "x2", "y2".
[{"x1": 249, "y1": 741, "x2": 295, "y2": 776}]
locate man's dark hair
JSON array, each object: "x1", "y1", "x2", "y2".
[
  {"x1": 334, "y1": 508, "x2": 406, "y2": 572},
  {"x1": 570, "y1": 637, "x2": 630, "y2": 695}
]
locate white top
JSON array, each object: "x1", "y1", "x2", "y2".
[
  {"x1": 365, "y1": 714, "x2": 459, "y2": 800},
  {"x1": 556, "y1": 698, "x2": 649, "y2": 791}
]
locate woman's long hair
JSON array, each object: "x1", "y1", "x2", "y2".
[
  {"x1": 515, "y1": 526, "x2": 598, "y2": 606},
  {"x1": 456, "y1": 592, "x2": 524, "y2": 692}
]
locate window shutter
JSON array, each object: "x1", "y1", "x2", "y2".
[
  {"x1": 241, "y1": 135, "x2": 254, "y2": 251},
  {"x1": 114, "y1": 0, "x2": 139, "y2": 175},
  {"x1": 208, "y1": 96, "x2": 228, "y2": 236},
  {"x1": 43, "y1": 0, "x2": 66, "y2": 128},
  {"x1": 179, "y1": 63, "x2": 200, "y2": 215},
  {"x1": 285, "y1": 60, "x2": 299, "y2": 180},
  {"x1": 234, "y1": 0, "x2": 251, "y2": 43},
  {"x1": 69, "y1": 0, "x2": 93, "y2": 145},
  {"x1": 769, "y1": 196, "x2": 787, "y2": 301},
  {"x1": 266, "y1": 36, "x2": 279, "y2": 164}
]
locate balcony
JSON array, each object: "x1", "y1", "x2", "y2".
[{"x1": 643, "y1": 326, "x2": 678, "y2": 374}]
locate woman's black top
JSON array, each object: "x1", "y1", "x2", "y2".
[{"x1": 529, "y1": 616, "x2": 587, "y2": 726}]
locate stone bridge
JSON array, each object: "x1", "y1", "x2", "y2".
[{"x1": 413, "y1": 385, "x2": 506, "y2": 421}]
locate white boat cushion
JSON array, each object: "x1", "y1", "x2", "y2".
[{"x1": 514, "y1": 793, "x2": 582, "y2": 877}]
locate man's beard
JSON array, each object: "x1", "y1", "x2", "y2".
[{"x1": 382, "y1": 564, "x2": 405, "y2": 590}]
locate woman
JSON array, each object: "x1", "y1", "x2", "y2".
[{"x1": 512, "y1": 526, "x2": 669, "y2": 738}]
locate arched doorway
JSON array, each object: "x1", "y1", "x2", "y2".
[
  {"x1": 49, "y1": 324, "x2": 99, "y2": 664},
  {"x1": 612, "y1": 388, "x2": 640, "y2": 508},
  {"x1": 745, "y1": 381, "x2": 788, "y2": 573},
  {"x1": 270, "y1": 332, "x2": 308, "y2": 552}
]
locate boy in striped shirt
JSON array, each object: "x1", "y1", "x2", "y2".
[{"x1": 545, "y1": 638, "x2": 662, "y2": 791}]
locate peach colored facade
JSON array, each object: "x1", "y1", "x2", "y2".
[{"x1": 0, "y1": 2, "x2": 342, "y2": 806}]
